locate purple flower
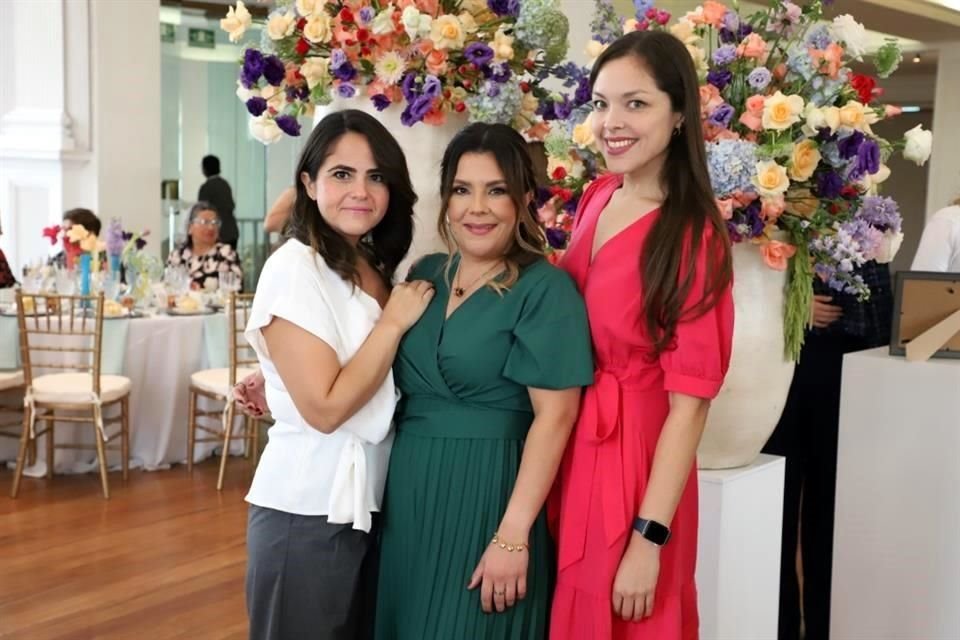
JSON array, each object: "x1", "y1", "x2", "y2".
[
  {"x1": 330, "y1": 49, "x2": 348, "y2": 70},
  {"x1": 712, "y1": 45, "x2": 737, "y2": 66},
  {"x1": 490, "y1": 64, "x2": 511, "y2": 83},
  {"x1": 242, "y1": 49, "x2": 265, "y2": 85},
  {"x1": 371, "y1": 94, "x2": 391, "y2": 111},
  {"x1": 401, "y1": 95, "x2": 434, "y2": 126},
  {"x1": 401, "y1": 72, "x2": 419, "y2": 101},
  {"x1": 333, "y1": 62, "x2": 357, "y2": 82},
  {"x1": 856, "y1": 139, "x2": 880, "y2": 177},
  {"x1": 546, "y1": 227, "x2": 567, "y2": 249},
  {"x1": 487, "y1": 0, "x2": 519, "y2": 17},
  {"x1": 815, "y1": 171, "x2": 844, "y2": 199},
  {"x1": 708, "y1": 104, "x2": 735, "y2": 129},
  {"x1": 422, "y1": 74, "x2": 442, "y2": 98},
  {"x1": 105, "y1": 220, "x2": 126, "y2": 256},
  {"x1": 336, "y1": 83, "x2": 357, "y2": 98},
  {"x1": 465, "y1": 42, "x2": 494, "y2": 67},
  {"x1": 554, "y1": 97, "x2": 573, "y2": 120},
  {"x1": 838, "y1": 131, "x2": 865, "y2": 159},
  {"x1": 718, "y1": 28, "x2": 738, "y2": 44},
  {"x1": 486, "y1": 84, "x2": 501, "y2": 98},
  {"x1": 358, "y1": 6, "x2": 375, "y2": 24},
  {"x1": 262, "y1": 56, "x2": 285, "y2": 87},
  {"x1": 747, "y1": 67, "x2": 772, "y2": 91},
  {"x1": 706, "y1": 69, "x2": 733, "y2": 91},
  {"x1": 856, "y1": 196, "x2": 901, "y2": 232},
  {"x1": 722, "y1": 11, "x2": 740, "y2": 32},
  {"x1": 274, "y1": 115, "x2": 301, "y2": 137},
  {"x1": 574, "y1": 77, "x2": 592, "y2": 106},
  {"x1": 246, "y1": 97, "x2": 268, "y2": 116}
]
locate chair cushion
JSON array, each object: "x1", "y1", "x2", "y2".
[
  {"x1": 0, "y1": 369, "x2": 24, "y2": 391},
  {"x1": 31, "y1": 373, "x2": 131, "y2": 404},
  {"x1": 190, "y1": 368, "x2": 258, "y2": 397}
]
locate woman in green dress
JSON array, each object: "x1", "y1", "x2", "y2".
[{"x1": 373, "y1": 123, "x2": 594, "y2": 639}]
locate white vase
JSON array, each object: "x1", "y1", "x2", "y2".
[
  {"x1": 313, "y1": 97, "x2": 469, "y2": 277},
  {"x1": 697, "y1": 242, "x2": 796, "y2": 469}
]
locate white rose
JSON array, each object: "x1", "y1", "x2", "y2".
[
  {"x1": 236, "y1": 82, "x2": 260, "y2": 102},
  {"x1": 830, "y1": 14, "x2": 867, "y2": 60},
  {"x1": 266, "y1": 11, "x2": 296, "y2": 41},
  {"x1": 492, "y1": 27, "x2": 515, "y2": 63},
  {"x1": 460, "y1": 0, "x2": 488, "y2": 15},
  {"x1": 430, "y1": 15, "x2": 465, "y2": 50},
  {"x1": 296, "y1": 0, "x2": 319, "y2": 18},
  {"x1": 300, "y1": 56, "x2": 330, "y2": 89},
  {"x1": 903, "y1": 124, "x2": 933, "y2": 166},
  {"x1": 303, "y1": 13, "x2": 333, "y2": 44},
  {"x1": 458, "y1": 12, "x2": 479, "y2": 35},
  {"x1": 803, "y1": 104, "x2": 840, "y2": 136},
  {"x1": 371, "y1": 8, "x2": 396, "y2": 35},
  {"x1": 249, "y1": 115, "x2": 283, "y2": 145},
  {"x1": 220, "y1": 1, "x2": 252, "y2": 43},
  {"x1": 402, "y1": 6, "x2": 432, "y2": 41},
  {"x1": 872, "y1": 231, "x2": 903, "y2": 264}
]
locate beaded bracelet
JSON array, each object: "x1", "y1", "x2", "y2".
[{"x1": 491, "y1": 533, "x2": 529, "y2": 553}]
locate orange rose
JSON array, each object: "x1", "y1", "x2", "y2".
[
  {"x1": 701, "y1": 0, "x2": 727, "y2": 27},
  {"x1": 761, "y1": 240, "x2": 797, "y2": 271},
  {"x1": 425, "y1": 48, "x2": 448, "y2": 75},
  {"x1": 737, "y1": 33, "x2": 767, "y2": 60}
]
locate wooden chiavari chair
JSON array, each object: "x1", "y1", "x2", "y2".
[
  {"x1": 186, "y1": 292, "x2": 262, "y2": 490},
  {"x1": 10, "y1": 291, "x2": 131, "y2": 499}
]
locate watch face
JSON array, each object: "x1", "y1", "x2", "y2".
[{"x1": 635, "y1": 518, "x2": 671, "y2": 545}]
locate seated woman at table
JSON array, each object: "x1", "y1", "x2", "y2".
[
  {"x1": 50, "y1": 208, "x2": 103, "y2": 268},
  {"x1": 0, "y1": 217, "x2": 15, "y2": 288},
  {"x1": 166, "y1": 202, "x2": 243, "y2": 291}
]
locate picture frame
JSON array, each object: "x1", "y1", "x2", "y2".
[{"x1": 889, "y1": 271, "x2": 960, "y2": 359}]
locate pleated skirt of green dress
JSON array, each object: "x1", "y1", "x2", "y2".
[{"x1": 374, "y1": 427, "x2": 552, "y2": 640}]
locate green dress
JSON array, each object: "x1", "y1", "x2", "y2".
[{"x1": 375, "y1": 254, "x2": 595, "y2": 640}]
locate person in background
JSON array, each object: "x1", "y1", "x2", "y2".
[
  {"x1": 762, "y1": 259, "x2": 893, "y2": 640},
  {"x1": 264, "y1": 186, "x2": 296, "y2": 234},
  {"x1": 50, "y1": 208, "x2": 103, "y2": 268},
  {"x1": 0, "y1": 217, "x2": 16, "y2": 288},
  {"x1": 166, "y1": 202, "x2": 243, "y2": 291},
  {"x1": 199, "y1": 155, "x2": 239, "y2": 249},
  {"x1": 911, "y1": 195, "x2": 960, "y2": 272}
]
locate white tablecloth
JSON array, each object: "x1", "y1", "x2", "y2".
[{"x1": 0, "y1": 312, "x2": 245, "y2": 475}]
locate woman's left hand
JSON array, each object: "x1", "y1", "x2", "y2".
[
  {"x1": 467, "y1": 536, "x2": 529, "y2": 613},
  {"x1": 612, "y1": 533, "x2": 661, "y2": 622}
]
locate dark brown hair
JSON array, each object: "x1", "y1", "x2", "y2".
[
  {"x1": 286, "y1": 109, "x2": 416, "y2": 285},
  {"x1": 63, "y1": 208, "x2": 102, "y2": 236},
  {"x1": 437, "y1": 123, "x2": 545, "y2": 291},
  {"x1": 591, "y1": 30, "x2": 732, "y2": 355}
]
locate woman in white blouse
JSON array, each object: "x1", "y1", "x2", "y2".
[
  {"x1": 912, "y1": 196, "x2": 960, "y2": 272},
  {"x1": 242, "y1": 110, "x2": 434, "y2": 640}
]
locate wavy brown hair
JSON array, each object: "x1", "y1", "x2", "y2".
[
  {"x1": 286, "y1": 109, "x2": 416, "y2": 286},
  {"x1": 591, "y1": 30, "x2": 733, "y2": 355},
  {"x1": 437, "y1": 123, "x2": 545, "y2": 291}
]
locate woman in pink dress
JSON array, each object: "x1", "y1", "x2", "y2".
[{"x1": 550, "y1": 31, "x2": 735, "y2": 639}]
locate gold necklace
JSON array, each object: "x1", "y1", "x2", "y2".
[{"x1": 453, "y1": 260, "x2": 503, "y2": 297}]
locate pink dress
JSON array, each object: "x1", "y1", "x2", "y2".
[{"x1": 550, "y1": 174, "x2": 734, "y2": 640}]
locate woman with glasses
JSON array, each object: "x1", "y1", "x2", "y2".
[{"x1": 167, "y1": 201, "x2": 243, "y2": 290}]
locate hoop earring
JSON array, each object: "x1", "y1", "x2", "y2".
[{"x1": 672, "y1": 127, "x2": 682, "y2": 138}]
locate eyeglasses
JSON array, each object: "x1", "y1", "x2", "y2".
[{"x1": 192, "y1": 218, "x2": 221, "y2": 227}]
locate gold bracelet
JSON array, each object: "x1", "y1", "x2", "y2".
[{"x1": 491, "y1": 533, "x2": 528, "y2": 553}]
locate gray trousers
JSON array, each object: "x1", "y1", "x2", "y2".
[{"x1": 246, "y1": 505, "x2": 378, "y2": 640}]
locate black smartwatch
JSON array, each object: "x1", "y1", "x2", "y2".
[{"x1": 633, "y1": 517, "x2": 671, "y2": 546}]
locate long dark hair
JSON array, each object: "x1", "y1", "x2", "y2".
[
  {"x1": 437, "y1": 123, "x2": 545, "y2": 291},
  {"x1": 591, "y1": 30, "x2": 732, "y2": 355},
  {"x1": 286, "y1": 109, "x2": 416, "y2": 285}
]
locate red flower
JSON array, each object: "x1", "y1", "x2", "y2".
[
  {"x1": 519, "y1": 81, "x2": 530, "y2": 93},
  {"x1": 339, "y1": 8, "x2": 354, "y2": 23},
  {"x1": 42, "y1": 225, "x2": 62, "y2": 245},
  {"x1": 360, "y1": 46, "x2": 371, "y2": 57},
  {"x1": 296, "y1": 17, "x2": 307, "y2": 30},
  {"x1": 850, "y1": 74, "x2": 877, "y2": 104},
  {"x1": 551, "y1": 166, "x2": 567, "y2": 180},
  {"x1": 356, "y1": 28, "x2": 369, "y2": 43},
  {"x1": 295, "y1": 38, "x2": 310, "y2": 56},
  {"x1": 454, "y1": 102, "x2": 466, "y2": 113}
]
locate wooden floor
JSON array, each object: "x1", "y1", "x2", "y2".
[{"x1": 0, "y1": 459, "x2": 253, "y2": 639}]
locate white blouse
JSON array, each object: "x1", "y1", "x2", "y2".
[
  {"x1": 912, "y1": 205, "x2": 960, "y2": 273},
  {"x1": 243, "y1": 239, "x2": 396, "y2": 531}
]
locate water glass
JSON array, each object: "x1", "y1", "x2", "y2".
[{"x1": 218, "y1": 271, "x2": 240, "y2": 293}]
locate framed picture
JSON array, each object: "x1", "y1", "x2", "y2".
[{"x1": 890, "y1": 271, "x2": 960, "y2": 359}]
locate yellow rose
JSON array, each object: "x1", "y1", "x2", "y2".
[
  {"x1": 585, "y1": 40, "x2": 608, "y2": 61},
  {"x1": 266, "y1": 11, "x2": 296, "y2": 41},
  {"x1": 430, "y1": 15, "x2": 465, "y2": 50},
  {"x1": 492, "y1": 27, "x2": 515, "y2": 63},
  {"x1": 670, "y1": 19, "x2": 699, "y2": 45},
  {"x1": 752, "y1": 160, "x2": 790, "y2": 198},
  {"x1": 295, "y1": 0, "x2": 318, "y2": 17},
  {"x1": 788, "y1": 140, "x2": 821, "y2": 181},
  {"x1": 623, "y1": 18, "x2": 638, "y2": 34},
  {"x1": 838, "y1": 100, "x2": 878, "y2": 132},
  {"x1": 300, "y1": 56, "x2": 330, "y2": 90},
  {"x1": 303, "y1": 14, "x2": 332, "y2": 44},
  {"x1": 458, "y1": 12, "x2": 479, "y2": 34},
  {"x1": 803, "y1": 104, "x2": 840, "y2": 135},
  {"x1": 763, "y1": 91, "x2": 805, "y2": 131},
  {"x1": 520, "y1": 92, "x2": 538, "y2": 118},
  {"x1": 572, "y1": 114, "x2": 596, "y2": 149}
]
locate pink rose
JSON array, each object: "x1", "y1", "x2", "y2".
[
  {"x1": 761, "y1": 195, "x2": 786, "y2": 221},
  {"x1": 716, "y1": 198, "x2": 734, "y2": 220},
  {"x1": 699, "y1": 84, "x2": 723, "y2": 117},
  {"x1": 885, "y1": 105, "x2": 903, "y2": 118},
  {"x1": 761, "y1": 240, "x2": 797, "y2": 271},
  {"x1": 737, "y1": 33, "x2": 767, "y2": 60},
  {"x1": 701, "y1": 1, "x2": 727, "y2": 28}
]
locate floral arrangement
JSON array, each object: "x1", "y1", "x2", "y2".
[
  {"x1": 221, "y1": 0, "x2": 573, "y2": 143},
  {"x1": 42, "y1": 224, "x2": 105, "y2": 272},
  {"x1": 104, "y1": 219, "x2": 150, "y2": 265},
  {"x1": 541, "y1": 0, "x2": 933, "y2": 359}
]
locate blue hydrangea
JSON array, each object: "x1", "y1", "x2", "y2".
[
  {"x1": 466, "y1": 79, "x2": 523, "y2": 125},
  {"x1": 706, "y1": 139, "x2": 759, "y2": 196},
  {"x1": 806, "y1": 25, "x2": 832, "y2": 50},
  {"x1": 515, "y1": 0, "x2": 570, "y2": 65},
  {"x1": 785, "y1": 45, "x2": 816, "y2": 82}
]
